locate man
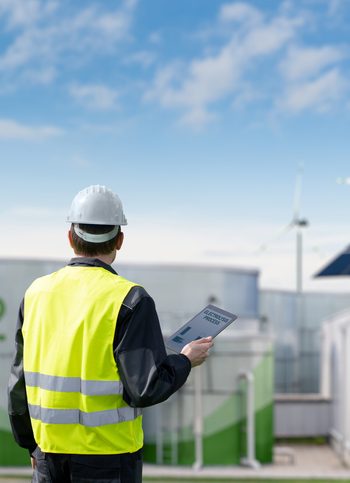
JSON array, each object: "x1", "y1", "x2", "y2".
[{"x1": 8, "y1": 185, "x2": 213, "y2": 482}]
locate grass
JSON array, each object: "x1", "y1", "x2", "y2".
[
  {"x1": 1, "y1": 477, "x2": 349, "y2": 483},
  {"x1": 275, "y1": 436, "x2": 328, "y2": 446},
  {"x1": 144, "y1": 480, "x2": 350, "y2": 483}
]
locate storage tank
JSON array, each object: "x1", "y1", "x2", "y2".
[
  {"x1": 142, "y1": 333, "x2": 274, "y2": 466},
  {"x1": 118, "y1": 263, "x2": 259, "y2": 333},
  {"x1": 117, "y1": 264, "x2": 273, "y2": 466}
]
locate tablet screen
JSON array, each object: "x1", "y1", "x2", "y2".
[{"x1": 166, "y1": 304, "x2": 238, "y2": 353}]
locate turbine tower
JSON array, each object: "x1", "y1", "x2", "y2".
[{"x1": 293, "y1": 165, "x2": 309, "y2": 294}]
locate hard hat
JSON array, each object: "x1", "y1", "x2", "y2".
[{"x1": 67, "y1": 185, "x2": 127, "y2": 226}]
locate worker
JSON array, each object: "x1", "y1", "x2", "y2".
[{"x1": 8, "y1": 185, "x2": 213, "y2": 483}]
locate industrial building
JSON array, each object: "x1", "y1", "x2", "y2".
[
  {"x1": 260, "y1": 289, "x2": 350, "y2": 393},
  {"x1": 321, "y1": 308, "x2": 350, "y2": 466}
]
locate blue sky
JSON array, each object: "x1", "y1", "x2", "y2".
[{"x1": 1, "y1": 0, "x2": 350, "y2": 292}]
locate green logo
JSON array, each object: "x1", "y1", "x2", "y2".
[
  {"x1": 0, "y1": 298, "x2": 5, "y2": 341},
  {"x1": 0, "y1": 298, "x2": 5, "y2": 319}
]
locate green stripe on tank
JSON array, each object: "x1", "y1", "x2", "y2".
[
  {"x1": 143, "y1": 402, "x2": 274, "y2": 465},
  {"x1": 0, "y1": 429, "x2": 29, "y2": 466}
]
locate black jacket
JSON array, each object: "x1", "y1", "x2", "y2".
[{"x1": 8, "y1": 257, "x2": 191, "y2": 454}]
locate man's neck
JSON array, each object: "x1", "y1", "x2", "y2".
[{"x1": 74, "y1": 253, "x2": 116, "y2": 266}]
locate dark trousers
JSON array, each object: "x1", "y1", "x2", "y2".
[{"x1": 32, "y1": 446, "x2": 143, "y2": 483}]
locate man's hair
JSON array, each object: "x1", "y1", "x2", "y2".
[{"x1": 70, "y1": 224, "x2": 120, "y2": 257}]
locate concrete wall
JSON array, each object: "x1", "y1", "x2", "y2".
[{"x1": 274, "y1": 395, "x2": 331, "y2": 438}]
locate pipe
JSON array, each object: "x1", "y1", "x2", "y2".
[
  {"x1": 193, "y1": 367, "x2": 203, "y2": 470},
  {"x1": 171, "y1": 391, "x2": 179, "y2": 465},
  {"x1": 155, "y1": 404, "x2": 163, "y2": 464},
  {"x1": 238, "y1": 371, "x2": 260, "y2": 469}
]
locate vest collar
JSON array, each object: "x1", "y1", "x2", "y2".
[{"x1": 68, "y1": 257, "x2": 118, "y2": 275}]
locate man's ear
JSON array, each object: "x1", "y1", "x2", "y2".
[
  {"x1": 116, "y1": 231, "x2": 124, "y2": 251},
  {"x1": 68, "y1": 229, "x2": 74, "y2": 248}
]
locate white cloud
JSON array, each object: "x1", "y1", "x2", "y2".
[
  {"x1": 0, "y1": 118, "x2": 62, "y2": 140},
  {"x1": 280, "y1": 45, "x2": 345, "y2": 81},
  {"x1": 69, "y1": 84, "x2": 119, "y2": 110},
  {"x1": 68, "y1": 4, "x2": 133, "y2": 43},
  {"x1": 149, "y1": 31, "x2": 162, "y2": 44},
  {"x1": 146, "y1": 4, "x2": 303, "y2": 127},
  {"x1": 145, "y1": 1, "x2": 350, "y2": 126},
  {"x1": 279, "y1": 68, "x2": 347, "y2": 113},
  {"x1": 124, "y1": 0, "x2": 138, "y2": 9},
  {"x1": 245, "y1": 16, "x2": 303, "y2": 55},
  {"x1": 0, "y1": 0, "x2": 137, "y2": 85},
  {"x1": 0, "y1": 0, "x2": 44, "y2": 28},
  {"x1": 94, "y1": 12, "x2": 128, "y2": 37},
  {"x1": 24, "y1": 66, "x2": 57, "y2": 85},
  {"x1": 124, "y1": 50, "x2": 156, "y2": 68},
  {"x1": 328, "y1": 0, "x2": 343, "y2": 15},
  {"x1": 177, "y1": 45, "x2": 240, "y2": 106},
  {"x1": 179, "y1": 107, "x2": 217, "y2": 128},
  {"x1": 0, "y1": 30, "x2": 39, "y2": 70},
  {"x1": 219, "y1": 2, "x2": 263, "y2": 25},
  {"x1": 232, "y1": 84, "x2": 262, "y2": 109}
]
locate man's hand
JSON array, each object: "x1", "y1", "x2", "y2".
[
  {"x1": 181, "y1": 336, "x2": 213, "y2": 367},
  {"x1": 31, "y1": 457, "x2": 36, "y2": 470}
]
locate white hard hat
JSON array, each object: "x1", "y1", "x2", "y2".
[{"x1": 67, "y1": 185, "x2": 127, "y2": 226}]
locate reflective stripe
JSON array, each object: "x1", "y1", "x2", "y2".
[
  {"x1": 25, "y1": 371, "x2": 123, "y2": 396},
  {"x1": 28, "y1": 403, "x2": 142, "y2": 427}
]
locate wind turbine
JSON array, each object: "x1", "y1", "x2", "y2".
[{"x1": 259, "y1": 164, "x2": 309, "y2": 294}]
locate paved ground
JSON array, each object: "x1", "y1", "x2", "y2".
[
  {"x1": 1, "y1": 444, "x2": 350, "y2": 481},
  {"x1": 142, "y1": 444, "x2": 350, "y2": 480}
]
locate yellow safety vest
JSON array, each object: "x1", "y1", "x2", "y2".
[{"x1": 22, "y1": 265, "x2": 143, "y2": 454}]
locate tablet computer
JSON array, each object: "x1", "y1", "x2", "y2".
[{"x1": 165, "y1": 304, "x2": 238, "y2": 353}]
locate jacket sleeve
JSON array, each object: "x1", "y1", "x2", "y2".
[
  {"x1": 115, "y1": 288, "x2": 191, "y2": 408},
  {"x1": 7, "y1": 300, "x2": 37, "y2": 454}
]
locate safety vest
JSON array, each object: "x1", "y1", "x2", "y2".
[{"x1": 22, "y1": 265, "x2": 143, "y2": 454}]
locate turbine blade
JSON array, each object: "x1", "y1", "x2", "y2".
[
  {"x1": 256, "y1": 221, "x2": 295, "y2": 253},
  {"x1": 292, "y1": 163, "x2": 304, "y2": 220}
]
